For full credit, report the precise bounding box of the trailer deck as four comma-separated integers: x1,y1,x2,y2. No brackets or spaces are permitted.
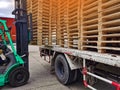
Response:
40,45,120,68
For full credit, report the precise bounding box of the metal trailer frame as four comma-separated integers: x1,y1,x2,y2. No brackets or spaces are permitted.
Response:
40,45,120,90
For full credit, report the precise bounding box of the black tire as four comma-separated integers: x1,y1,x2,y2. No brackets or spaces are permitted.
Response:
72,69,78,82
9,66,29,87
76,69,83,82
55,55,75,85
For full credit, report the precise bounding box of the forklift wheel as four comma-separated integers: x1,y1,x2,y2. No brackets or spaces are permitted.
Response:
9,66,29,87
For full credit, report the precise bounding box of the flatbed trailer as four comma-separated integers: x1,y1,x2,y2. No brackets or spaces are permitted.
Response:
40,45,120,90
26,0,120,89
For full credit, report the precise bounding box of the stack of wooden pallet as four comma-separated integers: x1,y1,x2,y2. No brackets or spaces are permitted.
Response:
32,0,38,44
68,0,81,49
42,0,50,45
57,0,81,49
42,0,58,45
27,0,32,14
35,0,43,46
27,0,120,55
51,0,57,45
100,0,120,54
27,0,42,45
81,0,120,54
81,0,99,52
58,0,120,54
57,0,68,47
27,0,57,45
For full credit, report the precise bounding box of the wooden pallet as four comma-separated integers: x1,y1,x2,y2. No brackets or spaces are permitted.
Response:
58,0,68,47
27,0,120,55
68,0,80,49
27,0,43,45
42,0,50,45
100,0,120,54
27,0,32,13
80,0,120,54
81,0,99,52
37,0,43,46
51,0,57,45
31,0,39,44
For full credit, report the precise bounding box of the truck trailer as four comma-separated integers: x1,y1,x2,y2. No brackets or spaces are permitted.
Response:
27,0,120,90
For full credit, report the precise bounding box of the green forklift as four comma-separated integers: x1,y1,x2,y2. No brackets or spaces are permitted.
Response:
0,0,32,87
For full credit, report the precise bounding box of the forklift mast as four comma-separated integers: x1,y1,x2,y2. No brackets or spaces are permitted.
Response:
12,0,32,70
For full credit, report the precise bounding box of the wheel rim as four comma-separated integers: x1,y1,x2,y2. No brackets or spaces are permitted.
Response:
15,72,26,83
57,61,65,78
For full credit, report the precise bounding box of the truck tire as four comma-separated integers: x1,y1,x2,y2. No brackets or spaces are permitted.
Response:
55,55,75,85
76,69,82,82
9,66,29,87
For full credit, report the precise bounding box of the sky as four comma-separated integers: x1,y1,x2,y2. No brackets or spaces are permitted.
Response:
0,0,14,18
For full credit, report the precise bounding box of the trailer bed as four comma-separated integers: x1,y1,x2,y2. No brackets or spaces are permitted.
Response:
40,45,120,68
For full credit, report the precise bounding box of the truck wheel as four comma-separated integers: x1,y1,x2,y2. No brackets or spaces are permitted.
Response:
55,55,75,85
76,69,82,82
9,66,29,87
72,69,78,82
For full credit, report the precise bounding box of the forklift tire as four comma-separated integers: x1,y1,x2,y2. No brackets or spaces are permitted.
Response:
8,66,29,87
55,55,75,85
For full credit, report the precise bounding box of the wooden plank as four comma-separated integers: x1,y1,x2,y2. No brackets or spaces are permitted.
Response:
83,1,98,11
102,0,120,8
68,0,80,49
80,0,84,50
83,6,98,15
37,0,43,46
102,12,120,20
98,0,103,53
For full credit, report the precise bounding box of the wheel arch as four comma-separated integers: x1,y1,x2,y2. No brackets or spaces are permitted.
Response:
51,52,80,70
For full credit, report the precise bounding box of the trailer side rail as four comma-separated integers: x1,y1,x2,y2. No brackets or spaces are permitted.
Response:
40,45,120,68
